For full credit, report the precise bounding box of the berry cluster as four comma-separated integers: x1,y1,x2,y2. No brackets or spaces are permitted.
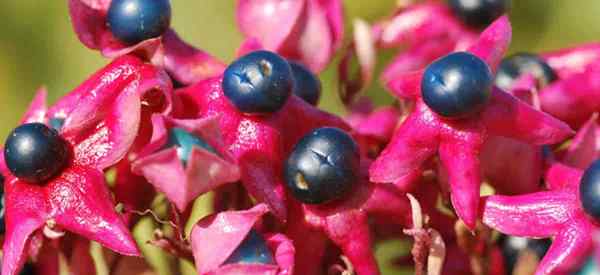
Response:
1,0,600,275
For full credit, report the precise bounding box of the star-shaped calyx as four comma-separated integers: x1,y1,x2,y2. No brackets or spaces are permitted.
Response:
174,77,349,220
369,16,573,228
0,55,172,275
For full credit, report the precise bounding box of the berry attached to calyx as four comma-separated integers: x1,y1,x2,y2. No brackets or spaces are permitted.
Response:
421,52,493,118
448,0,510,28
495,52,557,90
284,127,360,204
224,230,275,265
222,50,293,114
165,127,217,165
580,159,600,219
4,123,70,183
107,0,172,45
290,61,322,106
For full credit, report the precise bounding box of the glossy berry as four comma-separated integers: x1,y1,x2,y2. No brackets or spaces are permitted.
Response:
495,53,557,91
222,50,293,114
580,159,600,219
290,61,322,106
165,127,216,165
284,127,360,204
499,235,551,273
421,52,493,118
4,123,70,183
107,0,172,45
448,0,510,28
224,230,274,265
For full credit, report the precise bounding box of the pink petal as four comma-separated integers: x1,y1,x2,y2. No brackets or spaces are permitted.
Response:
236,38,265,58
48,165,139,256
352,106,400,142
113,159,155,223
284,211,329,275
67,0,110,50
466,15,512,72
381,41,456,84
544,163,583,190
385,70,424,100
191,204,269,274
236,0,306,51
20,88,48,124
266,233,296,275
482,191,577,238
543,42,600,79
483,88,574,145
536,216,594,275
163,30,226,85
322,0,344,50
563,114,599,169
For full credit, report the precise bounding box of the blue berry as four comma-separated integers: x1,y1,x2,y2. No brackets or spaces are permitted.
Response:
290,62,321,105
574,256,600,275
222,51,293,114
165,128,216,165
284,127,360,204
499,235,551,273
495,53,557,91
580,159,600,219
224,230,274,265
421,52,493,118
107,0,172,45
49,117,65,131
447,0,510,28
4,123,70,183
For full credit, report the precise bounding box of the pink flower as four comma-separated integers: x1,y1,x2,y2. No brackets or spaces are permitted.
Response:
236,0,344,72
190,204,294,275
482,163,597,274
369,16,573,228
0,55,173,275
68,0,225,85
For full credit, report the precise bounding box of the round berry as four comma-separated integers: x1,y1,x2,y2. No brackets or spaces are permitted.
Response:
499,235,551,273
580,159,600,219
448,0,510,28
222,51,293,114
284,127,360,204
421,52,493,118
165,128,216,165
4,123,70,183
495,53,557,91
290,62,321,106
224,230,274,265
107,0,172,45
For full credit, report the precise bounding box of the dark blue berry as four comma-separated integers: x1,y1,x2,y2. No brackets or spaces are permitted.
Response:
165,127,216,165
48,117,65,131
290,62,321,106
284,127,360,204
499,235,551,274
495,53,557,91
19,263,35,275
107,0,171,45
448,0,510,28
421,52,493,118
580,159,600,219
224,230,274,265
3,123,70,183
574,256,600,275
222,51,293,114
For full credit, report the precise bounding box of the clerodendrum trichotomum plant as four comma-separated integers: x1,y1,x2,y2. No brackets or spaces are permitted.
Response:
3,0,600,274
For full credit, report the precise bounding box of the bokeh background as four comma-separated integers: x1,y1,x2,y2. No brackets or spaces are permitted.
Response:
0,1,599,274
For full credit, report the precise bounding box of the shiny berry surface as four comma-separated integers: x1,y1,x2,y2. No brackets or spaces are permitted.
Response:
448,0,510,28
165,127,216,165
495,52,557,90
224,230,274,265
4,123,69,183
284,127,360,204
421,52,493,118
222,50,293,114
580,159,600,219
107,0,172,45
290,62,321,106
499,235,551,273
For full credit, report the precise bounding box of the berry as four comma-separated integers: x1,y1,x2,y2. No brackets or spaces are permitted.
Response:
580,159,600,219
574,257,600,275
495,53,557,91
284,127,360,204
107,0,172,45
19,263,35,275
224,230,274,265
222,51,293,114
448,0,510,28
421,52,493,118
3,123,70,183
165,127,216,165
499,235,551,273
290,62,321,105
